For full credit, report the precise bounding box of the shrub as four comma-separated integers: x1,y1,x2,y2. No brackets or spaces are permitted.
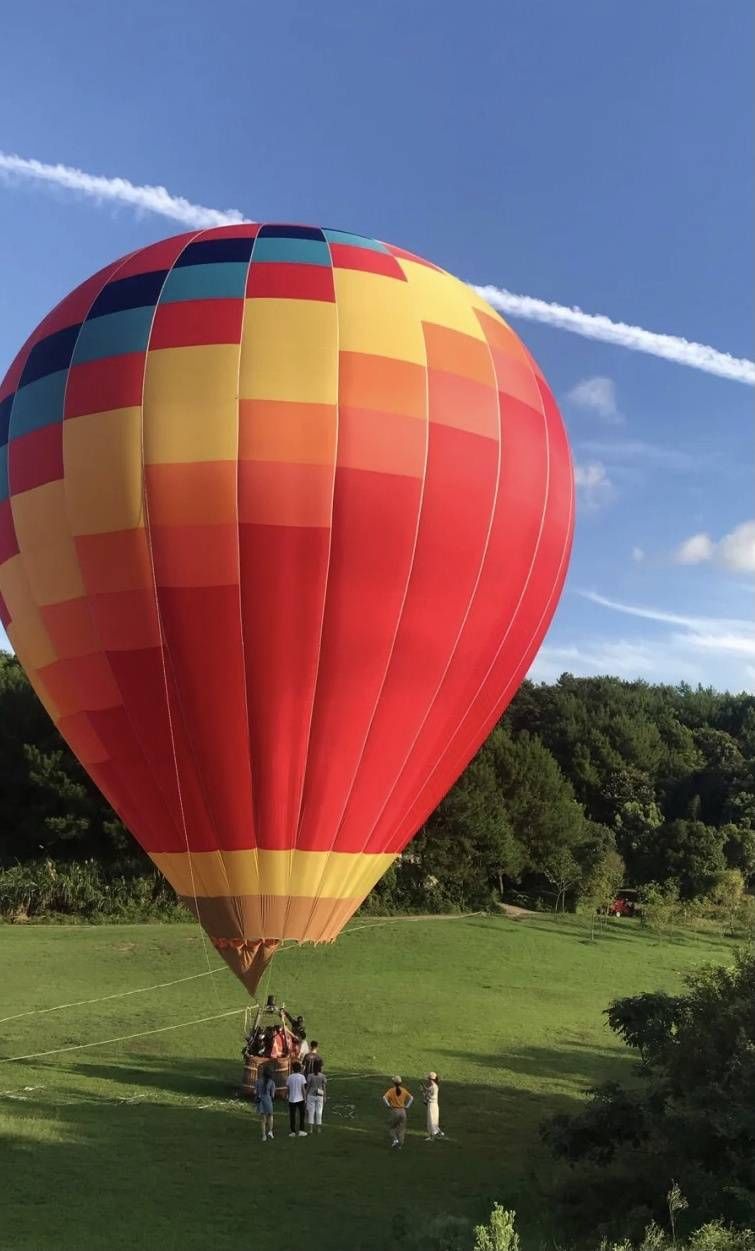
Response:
0,858,189,922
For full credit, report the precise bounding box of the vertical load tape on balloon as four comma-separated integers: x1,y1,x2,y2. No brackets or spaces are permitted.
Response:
0,223,573,994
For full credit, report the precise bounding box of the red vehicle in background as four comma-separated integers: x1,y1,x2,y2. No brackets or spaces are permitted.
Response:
609,889,640,918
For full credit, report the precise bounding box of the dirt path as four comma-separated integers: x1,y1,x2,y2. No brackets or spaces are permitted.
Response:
498,903,538,920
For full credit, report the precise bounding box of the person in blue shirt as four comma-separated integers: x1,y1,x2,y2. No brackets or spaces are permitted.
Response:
255,1065,276,1142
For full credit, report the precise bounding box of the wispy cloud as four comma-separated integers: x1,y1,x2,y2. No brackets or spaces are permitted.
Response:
580,589,755,658
475,285,755,387
574,462,614,510
672,520,755,573
530,639,704,684
2,150,754,387
567,376,623,423
0,152,248,229
531,590,755,691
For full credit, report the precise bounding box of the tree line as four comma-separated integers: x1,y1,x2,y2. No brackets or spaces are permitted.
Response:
378,673,755,916
1,652,754,918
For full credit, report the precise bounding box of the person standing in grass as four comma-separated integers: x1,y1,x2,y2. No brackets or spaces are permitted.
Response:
286,1061,308,1137
255,1064,276,1143
302,1040,322,1077
383,1076,413,1149
305,1057,327,1134
421,1072,445,1141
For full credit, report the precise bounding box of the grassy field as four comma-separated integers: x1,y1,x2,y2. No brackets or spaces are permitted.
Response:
0,913,738,1251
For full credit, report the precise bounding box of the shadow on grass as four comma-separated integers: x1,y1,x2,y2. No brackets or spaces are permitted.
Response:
458,916,656,946
52,1035,630,1101
494,916,736,954
436,1041,632,1089
0,1063,581,1251
66,1054,244,1099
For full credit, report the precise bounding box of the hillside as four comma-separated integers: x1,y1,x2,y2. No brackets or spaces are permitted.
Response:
0,913,737,1251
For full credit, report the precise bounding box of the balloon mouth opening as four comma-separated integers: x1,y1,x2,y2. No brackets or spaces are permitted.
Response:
211,937,280,995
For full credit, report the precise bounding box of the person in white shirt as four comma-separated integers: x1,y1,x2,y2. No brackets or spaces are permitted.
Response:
286,1062,308,1136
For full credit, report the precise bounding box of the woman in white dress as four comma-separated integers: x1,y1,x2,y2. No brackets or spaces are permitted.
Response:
422,1072,444,1140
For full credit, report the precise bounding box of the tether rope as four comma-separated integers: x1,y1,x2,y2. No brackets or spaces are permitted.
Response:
0,1007,246,1064
0,966,230,1025
0,913,483,1043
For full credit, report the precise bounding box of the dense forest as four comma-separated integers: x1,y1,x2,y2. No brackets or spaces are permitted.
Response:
1,650,754,918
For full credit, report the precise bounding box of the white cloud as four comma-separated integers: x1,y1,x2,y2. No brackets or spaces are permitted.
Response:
567,376,622,423
1,150,753,387
672,520,755,573
574,461,614,510
716,521,755,573
632,546,645,563
0,152,248,229
475,285,755,387
675,532,715,565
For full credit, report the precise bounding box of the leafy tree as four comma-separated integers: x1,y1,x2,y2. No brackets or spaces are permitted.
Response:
720,821,755,887
604,992,683,1065
690,729,746,827
542,951,755,1233
3,652,754,915
488,726,587,874
409,751,523,908
582,846,626,937
541,845,583,912
707,869,746,936
638,822,727,900
639,882,681,943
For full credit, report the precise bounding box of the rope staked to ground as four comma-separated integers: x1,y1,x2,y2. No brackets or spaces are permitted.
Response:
0,966,230,1025
0,912,483,1063
0,1007,247,1064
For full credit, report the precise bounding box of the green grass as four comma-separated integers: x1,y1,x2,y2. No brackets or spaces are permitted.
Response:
0,914,738,1251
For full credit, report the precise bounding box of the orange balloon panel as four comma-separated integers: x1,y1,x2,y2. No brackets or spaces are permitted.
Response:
0,224,573,993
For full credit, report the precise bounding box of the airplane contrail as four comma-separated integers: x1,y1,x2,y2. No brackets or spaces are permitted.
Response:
2,151,753,386
0,152,244,229
474,286,755,386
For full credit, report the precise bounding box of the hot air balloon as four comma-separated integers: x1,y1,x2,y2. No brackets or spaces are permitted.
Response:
0,223,573,994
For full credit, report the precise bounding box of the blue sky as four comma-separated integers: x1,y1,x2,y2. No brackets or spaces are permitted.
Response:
1,0,752,690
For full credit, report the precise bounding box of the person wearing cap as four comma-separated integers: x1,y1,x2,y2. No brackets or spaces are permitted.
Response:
421,1072,444,1141
382,1076,413,1148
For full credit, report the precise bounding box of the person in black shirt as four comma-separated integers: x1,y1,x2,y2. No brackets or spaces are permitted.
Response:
303,1040,322,1077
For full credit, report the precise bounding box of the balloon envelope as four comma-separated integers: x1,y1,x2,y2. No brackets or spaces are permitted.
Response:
0,224,573,992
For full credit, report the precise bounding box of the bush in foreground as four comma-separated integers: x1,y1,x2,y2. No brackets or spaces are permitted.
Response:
402,1202,754,1251
541,951,755,1237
